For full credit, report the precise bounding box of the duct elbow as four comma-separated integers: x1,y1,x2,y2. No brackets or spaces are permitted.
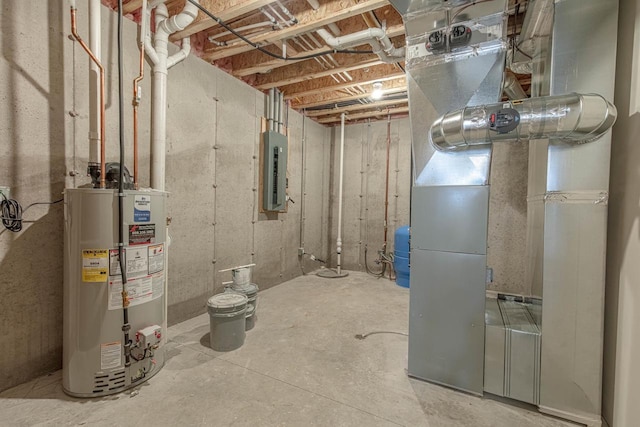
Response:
429,93,618,152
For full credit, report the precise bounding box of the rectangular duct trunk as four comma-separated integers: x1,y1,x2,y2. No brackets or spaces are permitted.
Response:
402,0,508,396
537,0,618,425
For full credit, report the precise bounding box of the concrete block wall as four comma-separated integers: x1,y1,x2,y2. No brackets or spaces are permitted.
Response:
327,119,412,273
327,117,528,298
486,142,529,296
0,1,330,391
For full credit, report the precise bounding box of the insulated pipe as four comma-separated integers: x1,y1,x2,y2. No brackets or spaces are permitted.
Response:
336,113,346,275
429,93,618,151
70,3,106,189
503,71,527,100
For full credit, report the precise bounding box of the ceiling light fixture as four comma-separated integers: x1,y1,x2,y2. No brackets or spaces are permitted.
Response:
371,82,383,100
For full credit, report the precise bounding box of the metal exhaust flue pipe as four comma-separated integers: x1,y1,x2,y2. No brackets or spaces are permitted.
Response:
430,93,617,151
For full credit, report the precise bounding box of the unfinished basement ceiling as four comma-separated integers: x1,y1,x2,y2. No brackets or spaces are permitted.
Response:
112,0,531,125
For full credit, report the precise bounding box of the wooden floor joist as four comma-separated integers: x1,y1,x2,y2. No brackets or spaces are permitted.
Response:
305,98,408,117
317,105,410,124
293,80,407,109
201,0,389,61
282,64,405,100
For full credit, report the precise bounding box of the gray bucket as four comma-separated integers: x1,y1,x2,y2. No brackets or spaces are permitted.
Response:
225,283,258,331
207,292,248,351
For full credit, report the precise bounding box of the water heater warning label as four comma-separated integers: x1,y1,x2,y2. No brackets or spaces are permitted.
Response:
101,341,122,370
108,276,153,310
134,195,151,222
148,244,164,274
82,249,108,282
129,224,155,245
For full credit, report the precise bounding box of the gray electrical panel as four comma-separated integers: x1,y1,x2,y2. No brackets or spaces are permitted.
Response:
262,131,288,211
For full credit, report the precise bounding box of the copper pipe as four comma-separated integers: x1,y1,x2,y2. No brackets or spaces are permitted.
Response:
383,112,391,251
71,7,106,189
132,42,144,189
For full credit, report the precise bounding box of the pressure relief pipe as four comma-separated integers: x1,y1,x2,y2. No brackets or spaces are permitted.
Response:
429,93,617,151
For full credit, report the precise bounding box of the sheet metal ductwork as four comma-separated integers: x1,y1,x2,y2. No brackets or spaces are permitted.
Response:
392,0,619,424
430,93,617,151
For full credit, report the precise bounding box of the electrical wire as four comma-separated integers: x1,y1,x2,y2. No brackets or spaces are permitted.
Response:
186,0,374,60
0,195,63,232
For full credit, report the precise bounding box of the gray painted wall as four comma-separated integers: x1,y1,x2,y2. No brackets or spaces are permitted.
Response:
487,142,529,296
604,0,640,424
0,1,329,391
327,119,412,273
329,118,528,296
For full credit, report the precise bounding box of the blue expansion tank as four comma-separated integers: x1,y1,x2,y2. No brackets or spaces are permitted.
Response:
394,225,410,288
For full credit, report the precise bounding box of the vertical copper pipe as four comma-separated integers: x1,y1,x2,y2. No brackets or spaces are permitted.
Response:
133,44,144,189
383,113,391,251
71,7,106,189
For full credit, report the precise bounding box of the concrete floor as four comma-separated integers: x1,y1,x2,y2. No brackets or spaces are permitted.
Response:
0,271,574,427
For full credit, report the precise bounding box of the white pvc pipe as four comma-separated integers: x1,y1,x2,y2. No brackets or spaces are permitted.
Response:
88,0,101,167
316,28,404,63
336,113,346,275
149,0,199,190
144,0,199,347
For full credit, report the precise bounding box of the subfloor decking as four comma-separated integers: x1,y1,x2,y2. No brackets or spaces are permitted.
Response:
0,271,573,426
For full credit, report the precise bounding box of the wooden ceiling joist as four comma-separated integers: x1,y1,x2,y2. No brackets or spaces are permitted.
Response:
293,80,407,109
170,0,275,41
305,98,408,117
317,105,410,124
255,55,380,90
123,0,143,14
231,22,405,78
283,63,405,100
201,0,389,61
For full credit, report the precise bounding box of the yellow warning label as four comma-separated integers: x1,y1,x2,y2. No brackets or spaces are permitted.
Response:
82,249,109,282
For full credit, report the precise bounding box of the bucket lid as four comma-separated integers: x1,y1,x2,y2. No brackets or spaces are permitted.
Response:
207,292,248,312
231,282,258,296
